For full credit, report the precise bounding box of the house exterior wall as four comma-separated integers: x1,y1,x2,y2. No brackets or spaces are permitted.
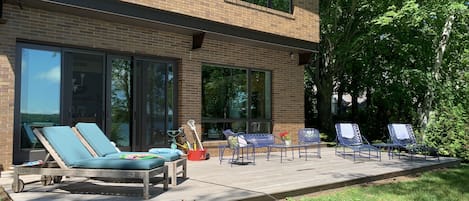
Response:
122,0,319,43
0,3,306,168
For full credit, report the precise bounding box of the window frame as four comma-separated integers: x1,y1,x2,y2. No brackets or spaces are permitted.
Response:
241,0,293,14
201,63,272,140
14,43,63,164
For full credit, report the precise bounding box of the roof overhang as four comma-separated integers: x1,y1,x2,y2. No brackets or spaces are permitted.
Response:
15,0,318,54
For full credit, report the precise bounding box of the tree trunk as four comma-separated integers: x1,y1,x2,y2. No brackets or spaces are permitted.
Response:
337,86,343,116
420,14,455,131
317,81,333,133
314,56,334,135
366,87,372,110
351,93,358,122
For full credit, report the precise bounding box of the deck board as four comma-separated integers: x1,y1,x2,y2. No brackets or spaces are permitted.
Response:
2,148,459,201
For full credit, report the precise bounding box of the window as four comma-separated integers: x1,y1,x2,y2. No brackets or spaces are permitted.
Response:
202,64,272,140
242,0,292,13
19,47,61,149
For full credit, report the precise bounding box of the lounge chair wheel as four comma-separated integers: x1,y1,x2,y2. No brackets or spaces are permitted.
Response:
41,175,53,186
53,176,63,184
12,179,25,193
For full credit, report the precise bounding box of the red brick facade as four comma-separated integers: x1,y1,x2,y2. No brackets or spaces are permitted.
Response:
0,1,318,168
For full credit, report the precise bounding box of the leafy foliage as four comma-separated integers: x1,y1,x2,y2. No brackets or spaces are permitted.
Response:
307,0,469,159
425,72,469,161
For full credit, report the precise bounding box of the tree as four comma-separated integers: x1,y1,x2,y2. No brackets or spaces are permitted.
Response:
306,0,385,135
306,0,469,149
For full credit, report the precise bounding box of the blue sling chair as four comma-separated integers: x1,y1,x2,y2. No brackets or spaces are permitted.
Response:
12,126,168,199
335,123,381,161
297,128,322,159
387,123,439,161
73,122,187,186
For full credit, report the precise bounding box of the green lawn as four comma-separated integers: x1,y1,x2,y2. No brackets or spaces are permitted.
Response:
288,164,469,201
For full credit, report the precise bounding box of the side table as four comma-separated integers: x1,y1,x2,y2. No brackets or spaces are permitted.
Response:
373,143,399,160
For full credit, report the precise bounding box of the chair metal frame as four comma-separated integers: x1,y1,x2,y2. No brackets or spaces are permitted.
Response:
297,128,321,159
387,123,439,161
219,130,256,166
335,123,381,161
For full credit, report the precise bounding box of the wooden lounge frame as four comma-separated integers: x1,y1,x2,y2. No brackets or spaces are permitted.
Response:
12,128,168,200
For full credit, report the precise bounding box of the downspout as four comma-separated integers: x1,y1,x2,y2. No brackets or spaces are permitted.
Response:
1,0,7,24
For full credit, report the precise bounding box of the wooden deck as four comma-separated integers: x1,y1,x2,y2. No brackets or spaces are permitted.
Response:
1,147,460,201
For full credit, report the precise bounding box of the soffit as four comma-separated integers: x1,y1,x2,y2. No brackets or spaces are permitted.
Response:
17,0,318,53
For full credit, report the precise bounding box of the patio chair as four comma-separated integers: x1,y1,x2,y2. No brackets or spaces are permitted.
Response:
297,128,321,159
73,122,187,186
219,129,255,166
12,126,168,199
387,123,439,161
335,123,381,161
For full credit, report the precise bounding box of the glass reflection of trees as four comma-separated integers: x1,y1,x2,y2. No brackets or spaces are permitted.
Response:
242,0,292,13
110,58,131,146
202,66,247,119
202,65,272,140
142,62,166,147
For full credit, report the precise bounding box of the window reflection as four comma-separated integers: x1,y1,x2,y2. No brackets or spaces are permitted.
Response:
242,0,292,13
110,58,131,147
20,48,61,149
202,64,271,140
202,65,247,119
251,71,271,119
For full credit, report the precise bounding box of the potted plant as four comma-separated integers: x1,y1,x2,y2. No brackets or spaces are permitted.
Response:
279,131,291,146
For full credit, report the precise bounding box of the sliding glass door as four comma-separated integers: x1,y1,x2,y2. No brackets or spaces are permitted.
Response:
14,43,177,163
15,46,61,162
134,59,175,151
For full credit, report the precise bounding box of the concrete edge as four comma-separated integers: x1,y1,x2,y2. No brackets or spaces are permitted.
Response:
241,159,461,201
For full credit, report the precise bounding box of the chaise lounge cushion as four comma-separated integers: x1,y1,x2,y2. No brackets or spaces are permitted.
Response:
75,122,119,156
147,148,181,162
71,157,165,170
76,123,181,162
41,126,165,170
42,126,97,166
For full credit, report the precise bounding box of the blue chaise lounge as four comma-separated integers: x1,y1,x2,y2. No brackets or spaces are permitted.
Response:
12,126,168,199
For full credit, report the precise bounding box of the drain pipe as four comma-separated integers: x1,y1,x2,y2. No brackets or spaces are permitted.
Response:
0,0,6,24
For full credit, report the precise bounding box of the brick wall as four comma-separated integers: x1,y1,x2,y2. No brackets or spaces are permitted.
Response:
0,3,305,167
122,0,319,43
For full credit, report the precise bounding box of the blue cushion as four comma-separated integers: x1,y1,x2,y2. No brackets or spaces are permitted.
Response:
148,148,184,157
243,134,275,147
42,126,94,166
75,123,119,156
154,153,180,162
71,157,165,170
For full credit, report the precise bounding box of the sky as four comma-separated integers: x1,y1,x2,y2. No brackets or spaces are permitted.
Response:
20,48,61,115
